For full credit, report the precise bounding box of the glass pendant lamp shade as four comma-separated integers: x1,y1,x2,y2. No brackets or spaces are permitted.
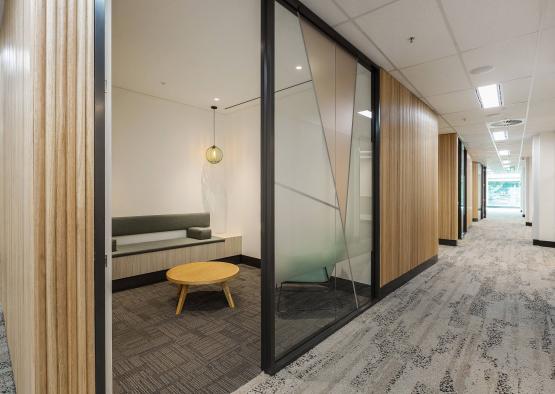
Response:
206,145,223,164
206,105,223,164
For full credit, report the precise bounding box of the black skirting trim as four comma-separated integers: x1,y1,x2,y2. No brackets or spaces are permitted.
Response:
379,255,438,299
525,222,532,227
472,218,479,222
112,255,261,292
533,239,555,248
439,239,457,246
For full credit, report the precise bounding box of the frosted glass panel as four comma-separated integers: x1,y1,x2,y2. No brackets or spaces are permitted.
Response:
342,64,373,300
274,3,372,359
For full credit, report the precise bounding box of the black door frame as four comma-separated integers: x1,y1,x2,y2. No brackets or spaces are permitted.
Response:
261,0,381,374
94,0,106,392
457,138,467,239
482,165,487,218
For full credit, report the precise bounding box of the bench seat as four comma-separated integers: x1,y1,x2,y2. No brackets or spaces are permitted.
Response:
113,236,224,258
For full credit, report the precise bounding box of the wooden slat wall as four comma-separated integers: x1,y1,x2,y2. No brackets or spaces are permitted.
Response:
0,1,38,393
438,133,458,241
380,71,439,287
0,0,96,393
466,153,473,227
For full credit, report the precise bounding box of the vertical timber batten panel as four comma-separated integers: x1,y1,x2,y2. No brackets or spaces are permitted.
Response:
466,153,473,227
0,1,38,392
379,71,438,287
0,0,96,392
438,133,458,241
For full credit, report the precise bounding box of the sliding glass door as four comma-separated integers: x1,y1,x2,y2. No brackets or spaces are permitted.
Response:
270,1,375,364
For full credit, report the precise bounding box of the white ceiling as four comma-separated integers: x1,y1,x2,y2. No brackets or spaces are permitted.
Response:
114,0,555,172
112,0,261,111
304,0,555,172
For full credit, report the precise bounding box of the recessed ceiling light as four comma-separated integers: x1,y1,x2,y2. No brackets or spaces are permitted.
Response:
477,84,502,109
498,150,510,156
357,110,373,119
470,65,494,75
295,65,303,70
502,160,510,164
492,130,508,141
213,97,220,102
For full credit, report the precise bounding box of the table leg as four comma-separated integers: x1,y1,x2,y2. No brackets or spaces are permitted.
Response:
222,282,235,309
176,285,188,315
177,284,182,298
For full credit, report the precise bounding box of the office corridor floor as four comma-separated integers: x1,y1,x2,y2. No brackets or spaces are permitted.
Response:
237,208,555,393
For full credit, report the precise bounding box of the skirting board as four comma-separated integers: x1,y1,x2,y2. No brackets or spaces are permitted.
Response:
379,255,438,298
525,222,532,227
112,255,261,292
532,239,555,248
439,239,457,246
472,218,479,222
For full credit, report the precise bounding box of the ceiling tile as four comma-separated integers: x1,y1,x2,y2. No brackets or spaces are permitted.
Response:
531,72,555,102
426,89,480,114
334,22,395,70
389,70,422,97
502,77,531,105
526,97,555,134
401,55,470,97
536,27,555,75
463,33,538,86
440,0,542,51
544,0,555,29
442,108,487,127
333,0,397,18
301,0,348,26
354,0,457,68
458,122,489,136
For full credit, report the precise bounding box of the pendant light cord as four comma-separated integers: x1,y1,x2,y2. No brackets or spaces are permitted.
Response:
211,105,217,146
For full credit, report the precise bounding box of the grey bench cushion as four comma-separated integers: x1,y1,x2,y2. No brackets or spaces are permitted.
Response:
187,227,212,240
112,236,223,258
113,213,210,236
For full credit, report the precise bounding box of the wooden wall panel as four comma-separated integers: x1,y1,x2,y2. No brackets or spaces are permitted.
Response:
0,0,96,393
0,1,37,392
472,162,480,220
438,133,458,241
380,71,439,287
113,236,242,280
466,153,473,227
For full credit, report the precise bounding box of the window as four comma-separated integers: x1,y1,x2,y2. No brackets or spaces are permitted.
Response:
487,172,520,207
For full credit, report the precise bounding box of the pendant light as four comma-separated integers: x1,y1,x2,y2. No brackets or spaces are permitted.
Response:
205,105,223,164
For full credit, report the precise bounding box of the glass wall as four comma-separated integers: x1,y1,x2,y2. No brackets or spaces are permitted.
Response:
487,172,521,207
273,3,373,359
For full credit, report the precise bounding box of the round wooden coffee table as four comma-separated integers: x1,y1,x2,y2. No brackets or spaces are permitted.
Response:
166,262,240,315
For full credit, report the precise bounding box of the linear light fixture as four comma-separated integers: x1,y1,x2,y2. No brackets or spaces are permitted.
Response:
502,160,510,164
476,84,502,109
357,110,373,119
498,150,510,156
492,130,508,141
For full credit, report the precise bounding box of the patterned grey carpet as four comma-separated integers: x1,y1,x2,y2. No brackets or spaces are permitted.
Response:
112,264,261,394
0,306,15,393
236,208,555,393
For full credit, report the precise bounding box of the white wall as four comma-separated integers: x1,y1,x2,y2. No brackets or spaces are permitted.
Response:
224,102,261,259
532,132,555,242
112,87,261,257
525,156,533,223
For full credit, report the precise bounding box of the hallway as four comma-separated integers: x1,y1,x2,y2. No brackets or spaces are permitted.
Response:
238,209,555,393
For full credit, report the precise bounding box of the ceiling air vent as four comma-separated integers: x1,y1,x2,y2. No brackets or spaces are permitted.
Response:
489,119,524,127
